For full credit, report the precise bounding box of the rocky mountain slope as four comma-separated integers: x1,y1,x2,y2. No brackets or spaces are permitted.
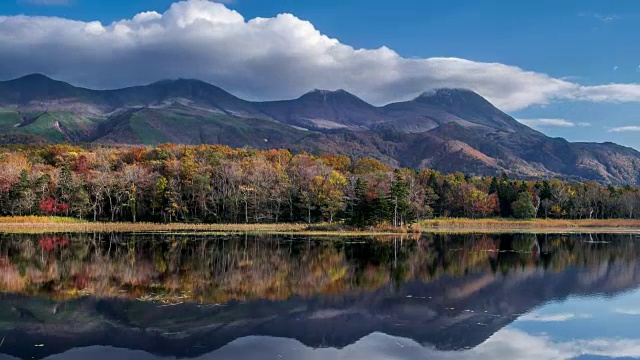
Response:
1,74,639,185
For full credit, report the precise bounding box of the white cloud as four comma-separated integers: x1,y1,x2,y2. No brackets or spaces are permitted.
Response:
615,308,640,315
579,11,620,23
597,14,618,22
518,118,591,128
518,312,592,322
1,0,640,111
608,126,640,133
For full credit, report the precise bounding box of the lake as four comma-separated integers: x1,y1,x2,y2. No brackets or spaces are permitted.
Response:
0,232,640,360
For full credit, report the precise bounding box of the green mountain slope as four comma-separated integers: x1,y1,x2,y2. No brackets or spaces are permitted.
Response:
93,106,310,148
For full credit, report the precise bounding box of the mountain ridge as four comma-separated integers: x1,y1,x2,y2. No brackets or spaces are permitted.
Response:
1,74,639,185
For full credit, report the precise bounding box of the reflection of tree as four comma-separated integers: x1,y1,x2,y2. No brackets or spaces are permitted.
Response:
38,236,69,252
0,233,638,304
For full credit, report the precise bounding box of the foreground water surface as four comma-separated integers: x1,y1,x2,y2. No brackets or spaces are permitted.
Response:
0,232,639,360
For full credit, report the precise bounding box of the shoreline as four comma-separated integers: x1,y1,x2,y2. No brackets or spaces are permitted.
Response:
0,217,639,235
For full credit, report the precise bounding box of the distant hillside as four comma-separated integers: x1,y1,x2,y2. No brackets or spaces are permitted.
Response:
1,74,639,185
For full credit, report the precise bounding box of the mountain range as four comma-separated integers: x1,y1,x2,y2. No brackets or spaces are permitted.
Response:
1,74,639,185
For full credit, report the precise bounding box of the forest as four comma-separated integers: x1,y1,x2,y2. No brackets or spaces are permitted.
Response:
0,143,639,225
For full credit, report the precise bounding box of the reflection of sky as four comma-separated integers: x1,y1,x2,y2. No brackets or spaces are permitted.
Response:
514,289,640,342
8,289,640,360
508,288,640,359
12,329,640,360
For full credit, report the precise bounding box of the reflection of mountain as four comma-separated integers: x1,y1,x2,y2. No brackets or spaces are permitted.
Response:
1,235,640,359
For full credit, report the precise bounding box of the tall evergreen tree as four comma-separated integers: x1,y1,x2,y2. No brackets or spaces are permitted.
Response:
389,172,410,226
497,177,518,217
489,176,499,195
347,178,369,227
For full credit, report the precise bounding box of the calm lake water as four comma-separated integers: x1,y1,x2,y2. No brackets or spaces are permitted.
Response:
1,232,640,360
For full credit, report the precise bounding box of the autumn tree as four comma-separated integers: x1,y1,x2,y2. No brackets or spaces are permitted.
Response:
9,170,35,215
314,170,347,223
0,144,638,224
461,184,498,218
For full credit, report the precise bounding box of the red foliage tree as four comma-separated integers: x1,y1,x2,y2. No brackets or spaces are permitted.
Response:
39,197,69,215
72,155,90,175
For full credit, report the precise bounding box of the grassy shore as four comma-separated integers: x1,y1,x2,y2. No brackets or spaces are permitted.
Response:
0,216,389,235
418,218,640,234
0,216,639,234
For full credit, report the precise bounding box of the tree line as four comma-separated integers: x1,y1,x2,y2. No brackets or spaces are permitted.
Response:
0,144,639,225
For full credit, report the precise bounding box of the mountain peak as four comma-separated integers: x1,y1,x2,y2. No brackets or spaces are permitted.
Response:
150,78,214,87
415,88,481,100
303,89,351,97
14,73,55,81
298,89,372,105
0,73,81,103
5,73,63,86
146,78,241,101
412,87,500,112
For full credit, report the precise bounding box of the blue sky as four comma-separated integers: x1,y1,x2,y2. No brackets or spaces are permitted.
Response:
2,0,640,148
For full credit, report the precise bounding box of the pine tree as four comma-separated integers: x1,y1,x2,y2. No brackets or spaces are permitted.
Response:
497,176,518,217
390,172,410,227
372,193,391,225
489,176,499,195
540,180,552,200
427,171,439,192
348,178,368,227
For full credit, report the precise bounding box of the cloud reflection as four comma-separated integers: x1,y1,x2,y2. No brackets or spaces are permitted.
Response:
518,313,592,322
39,328,640,360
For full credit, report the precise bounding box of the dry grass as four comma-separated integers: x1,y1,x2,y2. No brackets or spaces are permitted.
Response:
378,222,421,234
421,218,640,228
0,219,306,233
0,217,401,236
1,216,640,235
419,218,640,234
0,216,81,224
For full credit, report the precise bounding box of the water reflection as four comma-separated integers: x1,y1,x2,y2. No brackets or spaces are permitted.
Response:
0,232,639,359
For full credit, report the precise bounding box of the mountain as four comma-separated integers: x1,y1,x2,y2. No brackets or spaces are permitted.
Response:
256,89,383,130
381,88,534,133
1,74,639,185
